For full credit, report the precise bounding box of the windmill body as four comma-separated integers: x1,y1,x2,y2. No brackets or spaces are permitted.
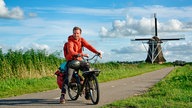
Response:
145,36,166,64
131,14,184,64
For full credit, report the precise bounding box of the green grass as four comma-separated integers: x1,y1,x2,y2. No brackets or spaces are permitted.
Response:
0,76,58,98
1,48,190,108
101,65,192,108
0,62,170,98
96,62,169,82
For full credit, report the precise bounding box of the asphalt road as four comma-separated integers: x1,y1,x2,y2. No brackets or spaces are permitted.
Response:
0,67,174,108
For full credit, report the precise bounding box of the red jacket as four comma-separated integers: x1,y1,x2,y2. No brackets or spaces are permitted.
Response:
65,35,99,61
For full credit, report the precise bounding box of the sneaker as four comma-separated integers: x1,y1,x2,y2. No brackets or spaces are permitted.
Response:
60,94,65,104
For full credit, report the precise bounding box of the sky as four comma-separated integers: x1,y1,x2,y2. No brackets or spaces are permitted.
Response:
0,0,192,63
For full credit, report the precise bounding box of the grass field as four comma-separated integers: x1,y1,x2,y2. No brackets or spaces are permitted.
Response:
1,49,191,108
101,65,192,108
0,62,169,98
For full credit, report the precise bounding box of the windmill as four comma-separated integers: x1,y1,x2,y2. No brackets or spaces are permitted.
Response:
131,13,185,64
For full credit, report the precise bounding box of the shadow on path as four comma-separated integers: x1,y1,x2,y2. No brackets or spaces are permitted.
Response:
0,98,58,106
0,98,94,107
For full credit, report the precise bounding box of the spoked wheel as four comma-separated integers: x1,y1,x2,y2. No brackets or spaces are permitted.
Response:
68,82,80,100
88,74,100,104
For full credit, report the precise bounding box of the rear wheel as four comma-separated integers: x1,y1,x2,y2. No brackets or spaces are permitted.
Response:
68,82,80,100
88,74,100,104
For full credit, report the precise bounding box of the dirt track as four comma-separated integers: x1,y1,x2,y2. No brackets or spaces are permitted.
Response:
0,67,174,108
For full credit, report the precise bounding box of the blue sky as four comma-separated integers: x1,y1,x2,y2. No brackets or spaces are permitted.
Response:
0,0,192,62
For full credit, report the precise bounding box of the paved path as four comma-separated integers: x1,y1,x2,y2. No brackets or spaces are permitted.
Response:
0,67,174,108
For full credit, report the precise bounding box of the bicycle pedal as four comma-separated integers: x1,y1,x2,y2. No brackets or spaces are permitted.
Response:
85,94,91,100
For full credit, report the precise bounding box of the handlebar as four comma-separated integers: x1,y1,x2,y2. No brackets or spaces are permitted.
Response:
83,54,99,62
73,53,101,63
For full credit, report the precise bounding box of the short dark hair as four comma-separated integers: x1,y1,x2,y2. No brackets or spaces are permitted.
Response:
73,26,82,33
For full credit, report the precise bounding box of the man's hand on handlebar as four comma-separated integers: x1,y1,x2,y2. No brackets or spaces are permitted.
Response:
76,52,102,59
97,52,102,59
76,53,89,58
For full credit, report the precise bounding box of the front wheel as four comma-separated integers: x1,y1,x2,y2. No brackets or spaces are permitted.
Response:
88,74,100,104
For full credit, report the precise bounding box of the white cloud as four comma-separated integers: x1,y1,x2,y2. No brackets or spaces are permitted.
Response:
166,41,192,54
15,43,49,51
58,7,125,16
31,43,50,51
49,5,192,20
99,15,192,38
111,44,145,54
160,19,184,32
0,0,24,19
12,34,50,51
